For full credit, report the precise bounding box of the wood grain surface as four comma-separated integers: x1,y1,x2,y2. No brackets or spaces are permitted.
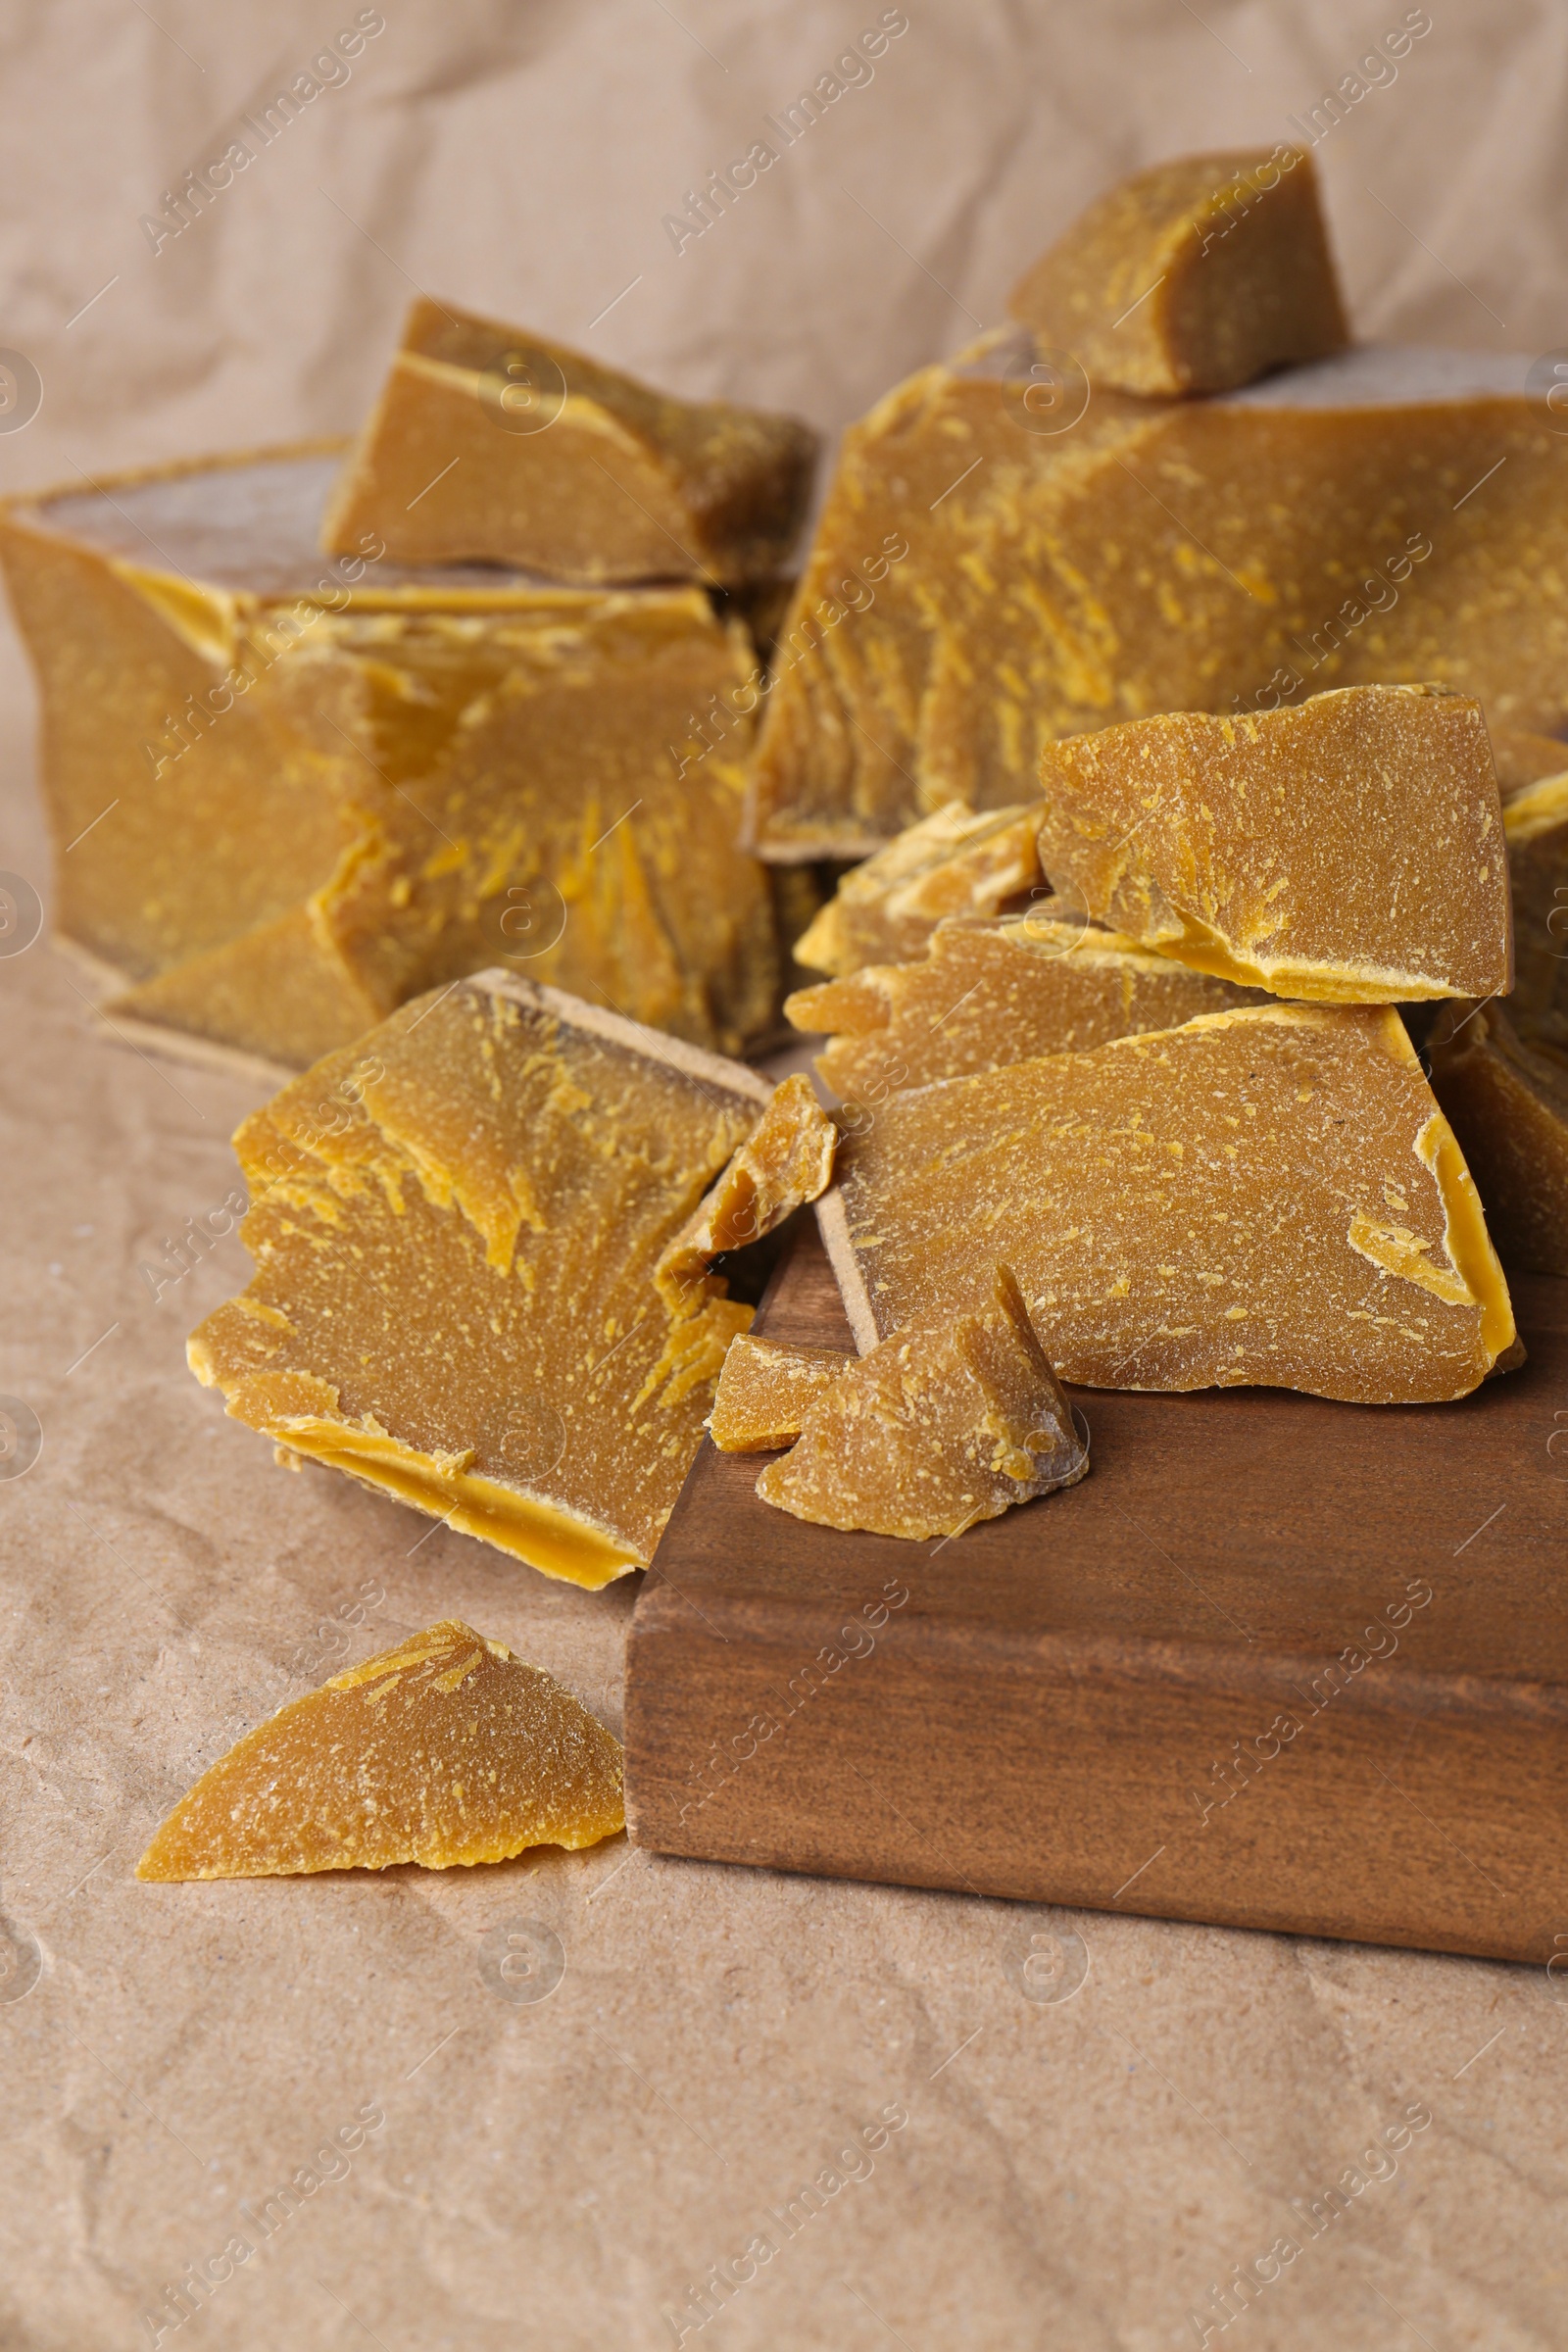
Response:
625,1218,1568,1963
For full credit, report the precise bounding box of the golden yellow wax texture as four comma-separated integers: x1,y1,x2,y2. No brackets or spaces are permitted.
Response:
791,802,1048,977
708,1334,850,1452
1428,1003,1568,1279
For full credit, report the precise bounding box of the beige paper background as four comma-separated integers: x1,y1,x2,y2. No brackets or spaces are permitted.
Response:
3,4,1567,2346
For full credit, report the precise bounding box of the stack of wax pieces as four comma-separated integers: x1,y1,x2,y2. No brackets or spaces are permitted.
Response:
709,1333,850,1451
1007,145,1348,397
788,913,1266,1101
0,452,783,1070
186,973,792,1586
321,298,818,588
1428,1004,1568,1277
815,1004,1516,1406
1033,686,1512,1003
756,1266,1089,1541
791,800,1048,976
136,1622,623,1880
1494,731,1568,1051
744,149,1568,865
655,1073,837,1313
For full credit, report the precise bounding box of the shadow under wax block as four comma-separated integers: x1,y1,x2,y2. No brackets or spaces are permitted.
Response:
0,447,781,1068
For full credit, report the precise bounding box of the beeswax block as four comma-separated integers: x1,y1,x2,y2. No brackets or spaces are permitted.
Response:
320,298,817,586
1007,147,1347,398
817,1004,1514,1405
1428,1002,1568,1277
136,1621,623,1879
788,913,1264,1100
758,1265,1088,1540
656,1073,837,1311
1501,759,1568,1049
1034,686,1510,1004
187,975,771,1584
792,801,1048,976
745,344,1568,859
0,450,781,1068
709,1334,850,1451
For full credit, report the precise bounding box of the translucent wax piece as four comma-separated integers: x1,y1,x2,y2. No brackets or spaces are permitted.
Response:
136,1621,623,1879
708,1334,850,1451
758,1265,1088,1541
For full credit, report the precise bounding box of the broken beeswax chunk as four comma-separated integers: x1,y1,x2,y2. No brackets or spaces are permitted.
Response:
0,448,781,1070
745,342,1568,860
817,1004,1515,1405
136,1621,623,1880
709,1334,850,1451
792,801,1048,976
1428,1002,1568,1277
187,974,771,1584
758,1266,1088,1541
1501,760,1568,1050
320,298,817,586
1035,686,1510,1004
1007,146,1347,397
656,1073,837,1312
789,913,1266,1102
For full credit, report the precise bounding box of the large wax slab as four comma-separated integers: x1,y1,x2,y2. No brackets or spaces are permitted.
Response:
744,342,1568,859
817,1004,1515,1405
0,449,781,1067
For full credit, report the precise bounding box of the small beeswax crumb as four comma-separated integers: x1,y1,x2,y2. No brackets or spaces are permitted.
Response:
656,1074,837,1313
791,802,1047,977
321,298,817,586
788,913,1266,1100
136,1621,623,1880
758,1266,1088,1541
1007,146,1347,397
709,1333,850,1451
820,1004,1515,1405
1036,686,1511,1004
1428,1001,1568,1277
187,973,771,1583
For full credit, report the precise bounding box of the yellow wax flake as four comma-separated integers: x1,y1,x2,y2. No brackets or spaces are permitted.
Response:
818,1003,1515,1406
788,911,1265,1100
757,1265,1088,1541
655,1073,837,1313
790,801,1048,977
136,1621,624,1880
709,1334,851,1452
1035,686,1510,1004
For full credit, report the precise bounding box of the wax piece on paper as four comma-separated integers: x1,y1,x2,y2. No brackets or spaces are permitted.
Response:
320,298,817,586
136,1622,623,1880
709,1334,850,1452
792,801,1048,976
1500,758,1568,1051
744,342,1568,861
758,1266,1088,1541
818,1004,1515,1405
655,1073,837,1312
187,975,771,1584
1034,686,1510,1004
1007,146,1347,397
0,450,781,1069
788,912,1265,1101
1428,1001,1568,1277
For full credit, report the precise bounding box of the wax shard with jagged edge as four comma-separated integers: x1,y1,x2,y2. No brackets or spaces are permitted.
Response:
1428,1002,1568,1277
791,802,1048,976
744,341,1568,861
0,448,782,1071
656,1073,837,1313
320,298,817,586
758,1266,1088,1541
187,975,772,1583
136,1622,624,1880
788,913,1266,1101
1498,741,1568,1051
708,1333,851,1451
1034,686,1511,1004
817,1004,1516,1405
1007,147,1347,397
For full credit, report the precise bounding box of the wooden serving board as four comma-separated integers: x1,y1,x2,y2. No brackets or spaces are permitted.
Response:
624,1222,1568,1964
